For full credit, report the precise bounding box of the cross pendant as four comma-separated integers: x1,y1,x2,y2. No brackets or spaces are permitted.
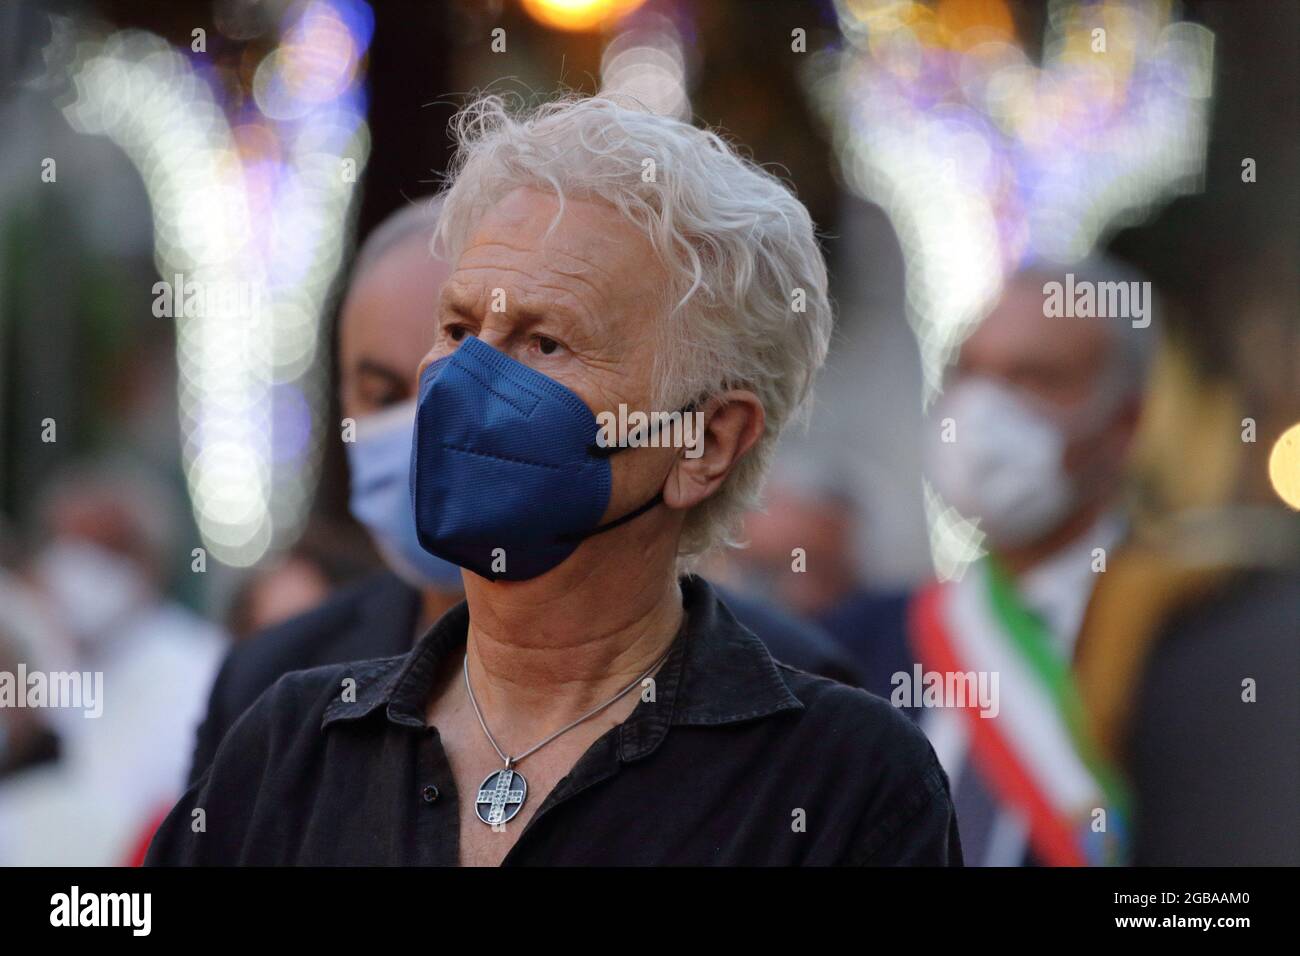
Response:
474,765,528,826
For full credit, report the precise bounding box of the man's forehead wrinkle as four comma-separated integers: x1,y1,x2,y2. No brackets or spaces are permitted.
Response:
514,284,599,331
543,241,624,280
535,267,616,317
440,278,486,312
464,232,626,283
545,242,660,319
451,261,548,284
448,258,625,325
461,234,536,257
441,270,598,332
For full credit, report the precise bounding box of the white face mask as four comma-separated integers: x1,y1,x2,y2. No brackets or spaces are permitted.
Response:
33,539,151,645
923,377,1079,549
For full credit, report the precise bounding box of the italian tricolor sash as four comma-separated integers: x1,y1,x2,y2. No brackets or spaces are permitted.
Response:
910,559,1131,866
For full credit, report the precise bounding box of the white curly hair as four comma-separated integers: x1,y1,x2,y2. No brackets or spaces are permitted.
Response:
433,94,834,559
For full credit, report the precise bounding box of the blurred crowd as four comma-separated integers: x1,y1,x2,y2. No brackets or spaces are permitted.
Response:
0,0,1296,867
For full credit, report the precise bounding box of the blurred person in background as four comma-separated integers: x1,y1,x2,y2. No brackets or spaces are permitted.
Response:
223,550,333,642
0,571,61,781
222,516,383,642
1114,249,1300,864
914,258,1155,866
188,199,468,784
0,464,226,864
721,453,912,701
190,196,865,788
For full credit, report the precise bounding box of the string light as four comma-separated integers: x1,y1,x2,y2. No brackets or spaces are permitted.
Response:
812,0,1215,577
55,1,373,567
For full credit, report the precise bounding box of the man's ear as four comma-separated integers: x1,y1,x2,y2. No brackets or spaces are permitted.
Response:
663,391,765,512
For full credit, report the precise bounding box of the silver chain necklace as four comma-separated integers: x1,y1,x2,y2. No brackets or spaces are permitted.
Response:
463,644,673,826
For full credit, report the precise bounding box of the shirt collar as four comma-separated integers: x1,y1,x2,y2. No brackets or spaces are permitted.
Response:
321,575,804,760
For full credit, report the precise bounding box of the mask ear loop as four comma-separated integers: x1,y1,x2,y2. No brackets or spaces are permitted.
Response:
562,402,703,543
557,492,667,543
586,402,700,457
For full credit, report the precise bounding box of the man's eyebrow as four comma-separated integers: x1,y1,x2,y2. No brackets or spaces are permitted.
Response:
513,289,594,332
516,303,578,327
442,283,591,333
445,300,478,320
440,284,476,309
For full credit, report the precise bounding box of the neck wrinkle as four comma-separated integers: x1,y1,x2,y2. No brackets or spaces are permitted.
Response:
460,542,684,737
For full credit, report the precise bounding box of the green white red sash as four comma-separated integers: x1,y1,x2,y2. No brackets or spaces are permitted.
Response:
910,558,1131,866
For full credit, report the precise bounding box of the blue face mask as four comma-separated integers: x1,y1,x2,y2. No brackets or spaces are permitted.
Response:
410,335,668,581
347,400,465,592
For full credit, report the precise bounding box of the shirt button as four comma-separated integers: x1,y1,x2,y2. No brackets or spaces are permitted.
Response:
421,785,440,805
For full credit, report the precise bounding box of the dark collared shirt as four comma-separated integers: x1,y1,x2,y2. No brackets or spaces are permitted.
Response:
187,573,865,787
147,577,961,866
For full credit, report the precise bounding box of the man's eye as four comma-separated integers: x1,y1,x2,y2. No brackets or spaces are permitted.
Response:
447,325,467,342
536,336,559,355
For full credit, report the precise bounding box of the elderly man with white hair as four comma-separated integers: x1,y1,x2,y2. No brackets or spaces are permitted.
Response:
147,95,960,866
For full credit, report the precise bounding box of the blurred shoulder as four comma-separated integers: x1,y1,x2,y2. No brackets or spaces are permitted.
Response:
220,571,414,687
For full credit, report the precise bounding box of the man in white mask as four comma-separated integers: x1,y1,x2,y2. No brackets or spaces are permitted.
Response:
915,258,1157,867
0,468,226,865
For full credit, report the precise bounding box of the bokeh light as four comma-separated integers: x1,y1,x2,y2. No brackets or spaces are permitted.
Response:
52,1,373,567
1268,423,1300,511
599,12,690,119
522,0,649,33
